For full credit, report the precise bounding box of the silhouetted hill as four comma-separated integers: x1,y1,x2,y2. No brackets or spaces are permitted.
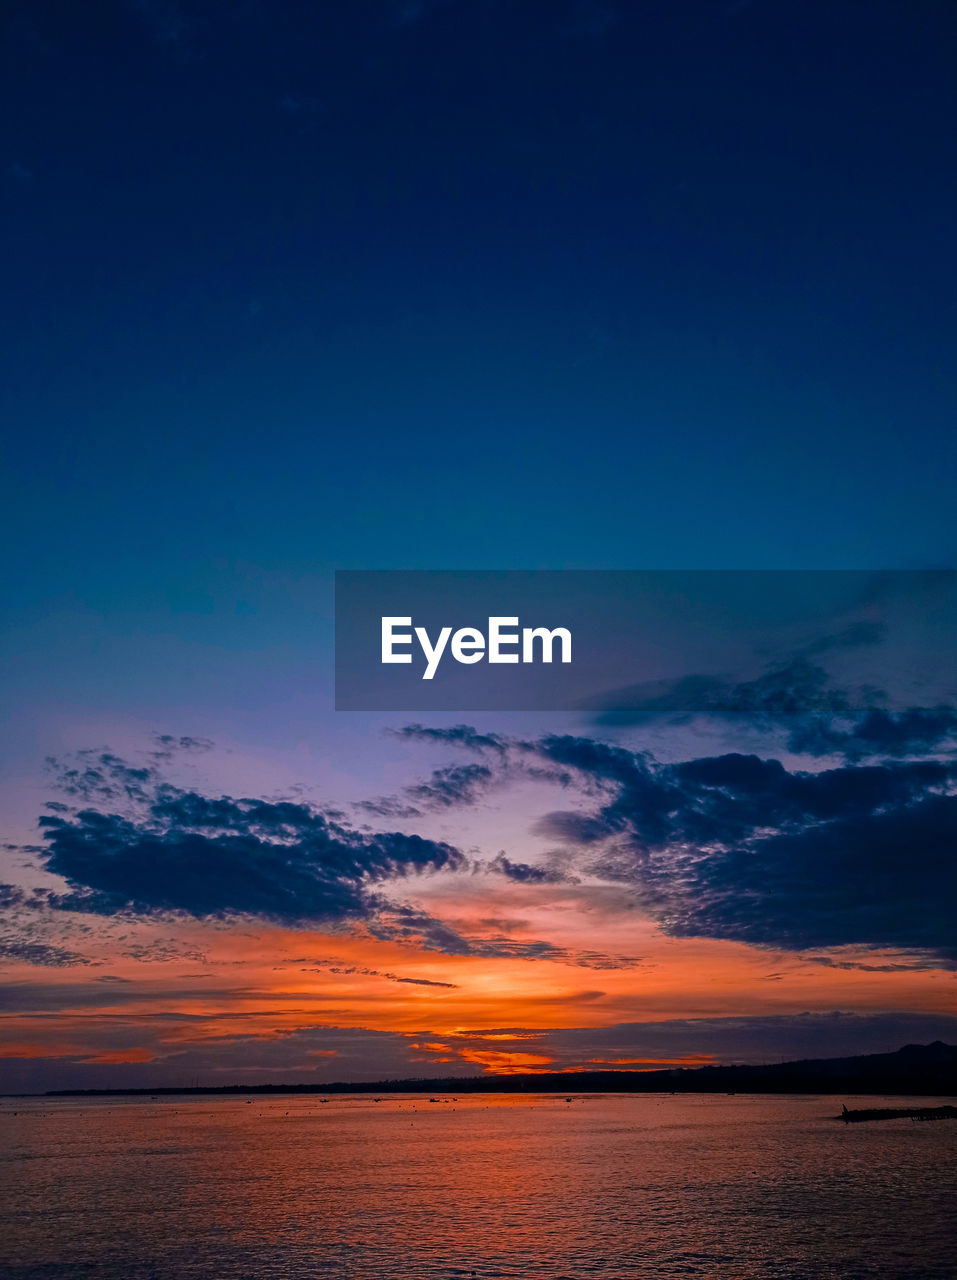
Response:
38,1041,957,1099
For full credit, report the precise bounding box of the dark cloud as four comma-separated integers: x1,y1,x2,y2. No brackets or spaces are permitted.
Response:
391,724,508,755
15,751,629,971
539,1010,957,1069
0,937,92,967
591,617,886,728
20,722,957,974
33,762,463,927
394,976,457,988
0,887,104,968
804,954,946,973
788,705,957,761
0,980,269,1013
46,750,156,803
585,611,957,763
488,853,571,885
0,884,28,909
698,657,855,718
149,733,214,761
367,904,522,956
354,795,423,819
526,735,957,962
366,728,570,816
650,794,957,957
8,1009,955,1095
292,958,459,989
367,903,635,969
120,939,208,963
592,642,957,764
0,1020,441,1094
795,619,885,657
593,655,874,732
361,761,498,816
531,811,611,844
405,763,495,809
380,720,957,962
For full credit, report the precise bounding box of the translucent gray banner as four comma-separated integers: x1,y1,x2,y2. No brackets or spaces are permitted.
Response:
334,570,956,712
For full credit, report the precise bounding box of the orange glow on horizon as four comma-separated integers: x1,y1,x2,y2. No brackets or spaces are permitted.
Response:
1,907,954,1077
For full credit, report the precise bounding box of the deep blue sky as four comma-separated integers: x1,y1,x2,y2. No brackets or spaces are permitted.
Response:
1,1,955,686
2,3,957,1089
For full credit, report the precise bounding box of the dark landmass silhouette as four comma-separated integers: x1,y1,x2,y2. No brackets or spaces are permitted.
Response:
839,1103,957,1123
33,1040,957,1099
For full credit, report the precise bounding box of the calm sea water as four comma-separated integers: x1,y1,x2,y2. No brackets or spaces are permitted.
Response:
1,1092,955,1279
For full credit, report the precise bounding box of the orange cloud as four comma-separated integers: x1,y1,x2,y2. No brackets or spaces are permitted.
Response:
80,1048,155,1065
455,1048,555,1074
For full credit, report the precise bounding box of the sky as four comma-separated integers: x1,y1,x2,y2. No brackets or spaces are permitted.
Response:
1,0,956,1092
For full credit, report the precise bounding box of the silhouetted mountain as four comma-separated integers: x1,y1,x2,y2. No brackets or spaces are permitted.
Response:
37,1041,957,1099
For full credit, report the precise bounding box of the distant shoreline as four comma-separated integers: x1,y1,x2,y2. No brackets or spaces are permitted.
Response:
9,1041,955,1101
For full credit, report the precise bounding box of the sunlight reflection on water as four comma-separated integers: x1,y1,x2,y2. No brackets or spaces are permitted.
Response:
1,1092,955,1278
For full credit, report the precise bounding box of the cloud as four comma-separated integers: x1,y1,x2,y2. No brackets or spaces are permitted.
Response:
360,725,517,816
46,750,156,804
21,718,957,975
405,763,495,809
592,616,887,726
0,885,29,909
0,980,261,1013
0,888,107,968
538,1010,957,1069
649,793,957,957
149,733,214,761
33,758,463,927
593,653,873,728
16,750,628,970
5,1006,957,1094
789,705,957,761
366,904,566,958
588,608,957,763
368,724,572,817
362,762,497,816
120,939,208,964
526,735,957,962
0,936,92,968
291,958,459,989
394,976,457,988
0,1019,444,1093
803,953,947,973
380,718,957,962
796,619,885,658
366,903,637,969
488,852,572,885
391,724,508,755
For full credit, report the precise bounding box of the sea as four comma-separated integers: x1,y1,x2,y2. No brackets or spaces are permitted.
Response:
1,1092,955,1279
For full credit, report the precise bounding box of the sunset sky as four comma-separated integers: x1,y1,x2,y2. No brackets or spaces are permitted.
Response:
2,1,956,1092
